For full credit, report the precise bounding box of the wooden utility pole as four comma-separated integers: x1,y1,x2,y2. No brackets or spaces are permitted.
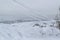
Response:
56,7,60,29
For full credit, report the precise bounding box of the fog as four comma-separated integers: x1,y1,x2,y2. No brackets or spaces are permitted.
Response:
0,0,60,21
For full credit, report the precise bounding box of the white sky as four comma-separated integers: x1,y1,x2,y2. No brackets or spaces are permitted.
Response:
0,0,60,20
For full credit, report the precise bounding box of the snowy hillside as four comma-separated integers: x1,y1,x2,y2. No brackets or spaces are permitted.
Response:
0,20,60,40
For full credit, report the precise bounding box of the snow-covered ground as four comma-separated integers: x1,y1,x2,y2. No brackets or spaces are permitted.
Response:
0,20,60,40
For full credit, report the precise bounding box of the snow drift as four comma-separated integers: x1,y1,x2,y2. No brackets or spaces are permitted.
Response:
0,21,60,40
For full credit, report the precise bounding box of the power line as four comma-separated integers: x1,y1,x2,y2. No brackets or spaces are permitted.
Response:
13,0,49,21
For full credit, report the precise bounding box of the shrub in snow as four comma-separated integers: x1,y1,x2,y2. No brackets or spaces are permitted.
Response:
33,23,40,27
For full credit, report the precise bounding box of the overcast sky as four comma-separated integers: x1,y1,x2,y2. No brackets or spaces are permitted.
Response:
0,0,60,20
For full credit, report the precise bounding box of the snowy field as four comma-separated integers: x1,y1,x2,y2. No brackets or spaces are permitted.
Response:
0,20,60,40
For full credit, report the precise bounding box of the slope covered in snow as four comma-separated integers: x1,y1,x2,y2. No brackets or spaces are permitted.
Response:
0,21,60,40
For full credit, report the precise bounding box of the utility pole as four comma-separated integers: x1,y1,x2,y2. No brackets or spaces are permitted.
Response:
56,7,60,29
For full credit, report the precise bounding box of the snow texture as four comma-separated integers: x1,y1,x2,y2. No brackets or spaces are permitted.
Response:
0,20,60,40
